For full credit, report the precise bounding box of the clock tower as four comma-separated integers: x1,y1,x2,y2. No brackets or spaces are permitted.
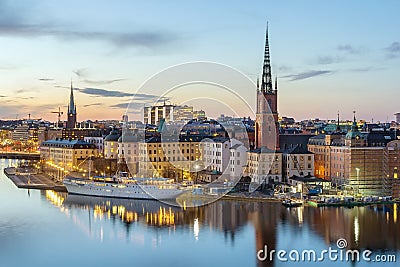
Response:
255,24,279,150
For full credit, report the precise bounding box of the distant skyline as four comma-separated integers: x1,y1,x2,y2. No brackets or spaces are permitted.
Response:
0,0,399,122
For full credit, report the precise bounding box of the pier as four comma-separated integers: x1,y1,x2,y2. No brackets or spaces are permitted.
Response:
0,152,40,160
4,167,67,192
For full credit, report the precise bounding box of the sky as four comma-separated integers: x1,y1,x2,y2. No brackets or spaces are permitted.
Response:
0,0,399,122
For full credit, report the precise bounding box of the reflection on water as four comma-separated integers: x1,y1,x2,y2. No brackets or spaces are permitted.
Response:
44,191,400,266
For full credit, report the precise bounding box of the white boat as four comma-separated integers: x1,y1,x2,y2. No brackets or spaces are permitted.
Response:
63,175,186,200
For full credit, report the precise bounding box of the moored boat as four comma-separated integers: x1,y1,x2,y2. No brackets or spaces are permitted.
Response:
282,199,303,208
63,175,186,200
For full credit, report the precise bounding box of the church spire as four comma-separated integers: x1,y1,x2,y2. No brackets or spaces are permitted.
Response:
68,81,76,115
336,111,341,132
261,22,273,94
351,111,358,132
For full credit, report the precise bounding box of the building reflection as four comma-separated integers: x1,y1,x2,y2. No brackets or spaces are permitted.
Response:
300,204,400,251
42,190,399,267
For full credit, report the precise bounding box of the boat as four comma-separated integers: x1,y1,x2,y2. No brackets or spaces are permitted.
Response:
282,198,303,208
63,174,186,200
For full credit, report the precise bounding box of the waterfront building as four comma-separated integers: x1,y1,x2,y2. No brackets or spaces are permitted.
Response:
245,148,283,185
66,82,77,129
282,146,314,179
229,143,248,179
384,140,400,198
308,114,398,196
117,133,140,175
201,137,244,174
138,136,202,180
255,25,279,151
40,139,97,180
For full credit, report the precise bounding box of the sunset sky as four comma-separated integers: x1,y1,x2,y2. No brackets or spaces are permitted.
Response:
0,0,399,122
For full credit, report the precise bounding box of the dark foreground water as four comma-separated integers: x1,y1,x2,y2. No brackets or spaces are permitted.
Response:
1,159,399,267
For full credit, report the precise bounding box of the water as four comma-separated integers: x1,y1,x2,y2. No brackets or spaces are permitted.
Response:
0,159,399,267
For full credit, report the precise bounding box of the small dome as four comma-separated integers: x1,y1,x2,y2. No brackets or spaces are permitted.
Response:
345,131,364,140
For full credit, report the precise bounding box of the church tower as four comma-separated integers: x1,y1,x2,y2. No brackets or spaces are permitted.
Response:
66,82,77,129
255,24,279,150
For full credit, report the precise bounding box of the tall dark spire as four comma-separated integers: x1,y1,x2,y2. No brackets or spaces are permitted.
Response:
67,81,77,129
261,22,273,94
68,81,76,115
351,111,358,132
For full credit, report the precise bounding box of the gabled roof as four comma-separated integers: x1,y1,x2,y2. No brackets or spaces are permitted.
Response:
284,145,313,154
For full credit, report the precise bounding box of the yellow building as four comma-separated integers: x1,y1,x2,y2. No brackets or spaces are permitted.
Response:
138,136,202,180
40,139,98,180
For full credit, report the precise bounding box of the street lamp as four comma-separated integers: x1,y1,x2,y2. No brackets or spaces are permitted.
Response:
355,167,360,196
194,164,200,184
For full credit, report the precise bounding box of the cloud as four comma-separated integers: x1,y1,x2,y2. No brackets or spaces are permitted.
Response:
38,78,54,81
337,44,365,54
76,87,168,103
83,79,126,85
349,66,385,72
385,42,400,58
316,56,343,65
0,2,178,50
83,102,103,108
110,102,131,109
76,87,134,98
15,89,29,94
73,68,89,78
109,102,144,114
0,23,177,50
282,70,333,81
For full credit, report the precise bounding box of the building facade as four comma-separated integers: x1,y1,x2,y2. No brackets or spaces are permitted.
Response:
40,139,97,180
245,148,282,185
138,136,202,180
282,147,314,179
104,128,120,159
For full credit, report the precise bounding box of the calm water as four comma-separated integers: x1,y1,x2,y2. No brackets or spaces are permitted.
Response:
1,159,399,267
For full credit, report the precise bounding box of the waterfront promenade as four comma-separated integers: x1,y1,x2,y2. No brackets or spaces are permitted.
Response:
4,167,67,192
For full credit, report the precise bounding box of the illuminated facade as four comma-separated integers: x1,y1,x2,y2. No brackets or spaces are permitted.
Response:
40,139,98,180
104,128,120,159
138,136,202,180
308,115,398,196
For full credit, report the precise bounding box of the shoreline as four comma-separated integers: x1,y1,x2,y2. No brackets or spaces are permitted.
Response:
3,167,399,206
3,167,67,192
